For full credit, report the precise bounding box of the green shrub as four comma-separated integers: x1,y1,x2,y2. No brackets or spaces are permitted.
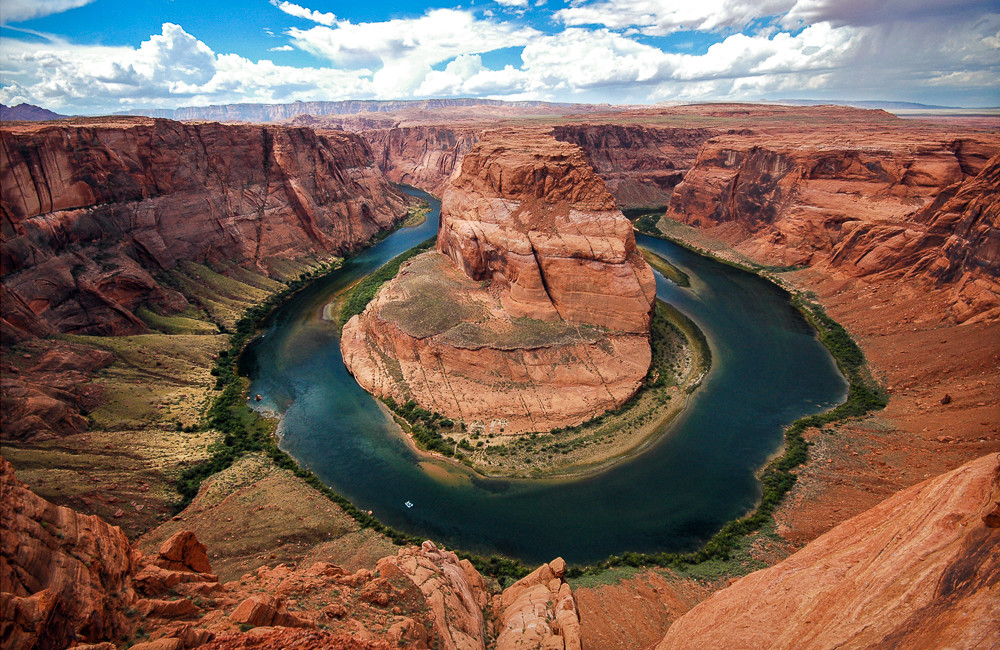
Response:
338,237,435,330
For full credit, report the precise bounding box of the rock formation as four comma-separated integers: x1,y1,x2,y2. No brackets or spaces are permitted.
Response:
0,458,582,650
494,557,581,650
1,456,140,648
658,452,1000,649
0,117,408,337
342,130,656,434
829,152,1000,323
1,341,112,441
664,128,1000,321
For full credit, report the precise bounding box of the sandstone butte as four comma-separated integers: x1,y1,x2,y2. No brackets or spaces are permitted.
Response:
341,130,657,434
0,457,582,650
0,117,408,339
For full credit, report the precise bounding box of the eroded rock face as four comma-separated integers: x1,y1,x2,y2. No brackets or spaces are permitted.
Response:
437,131,657,333
657,453,1000,649
0,118,407,336
665,131,1000,322
494,557,581,650
0,456,140,648
1,341,113,441
378,541,489,650
363,126,481,196
552,124,717,209
342,131,656,433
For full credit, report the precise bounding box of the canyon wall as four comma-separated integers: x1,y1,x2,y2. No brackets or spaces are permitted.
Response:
363,125,481,196
354,122,718,209
0,118,408,337
551,124,717,208
658,452,1000,649
664,131,1000,321
342,130,656,434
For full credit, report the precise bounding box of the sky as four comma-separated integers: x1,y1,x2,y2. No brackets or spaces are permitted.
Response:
0,0,997,114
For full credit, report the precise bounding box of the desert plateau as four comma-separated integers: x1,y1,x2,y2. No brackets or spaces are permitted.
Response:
2,1,999,648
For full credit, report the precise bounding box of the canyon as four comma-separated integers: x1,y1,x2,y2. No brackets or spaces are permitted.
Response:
1,117,407,448
341,130,657,436
2,102,999,648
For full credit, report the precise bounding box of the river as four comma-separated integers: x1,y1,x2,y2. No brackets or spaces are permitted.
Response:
239,187,847,565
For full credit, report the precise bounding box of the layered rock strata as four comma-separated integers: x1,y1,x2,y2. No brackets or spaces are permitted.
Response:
551,124,717,209
665,131,1000,321
342,131,656,434
495,557,582,650
658,452,1000,649
0,118,407,336
363,125,481,196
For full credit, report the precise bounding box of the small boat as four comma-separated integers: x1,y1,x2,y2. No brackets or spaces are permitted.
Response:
404,501,414,508
255,394,262,402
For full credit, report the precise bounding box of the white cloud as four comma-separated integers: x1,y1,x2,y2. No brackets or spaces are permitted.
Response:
270,0,337,26
555,0,795,36
0,0,96,23
416,54,529,96
286,9,537,70
521,29,668,89
0,23,376,112
496,0,529,7
269,45,294,51
782,0,998,28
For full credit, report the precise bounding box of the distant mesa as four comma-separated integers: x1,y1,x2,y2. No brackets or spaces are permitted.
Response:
341,129,657,435
0,103,68,122
116,98,613,123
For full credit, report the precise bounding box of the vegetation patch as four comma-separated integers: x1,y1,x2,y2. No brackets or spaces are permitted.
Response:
641,248,691,287
402,200,431,227
337,237,436,331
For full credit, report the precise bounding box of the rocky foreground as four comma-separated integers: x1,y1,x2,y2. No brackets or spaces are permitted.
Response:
3,447,997,649
0,457,582,650
342,130,656,434
658,452,1000,649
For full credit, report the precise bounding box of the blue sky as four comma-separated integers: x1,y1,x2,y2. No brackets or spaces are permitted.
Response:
1,0,997,113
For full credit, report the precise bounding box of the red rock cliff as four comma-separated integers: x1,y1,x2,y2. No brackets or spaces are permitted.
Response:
0,457,582,649
551,124,717,209
438,129,656,333
0,117,408,336
665,129,1000,321
363,125,481,196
